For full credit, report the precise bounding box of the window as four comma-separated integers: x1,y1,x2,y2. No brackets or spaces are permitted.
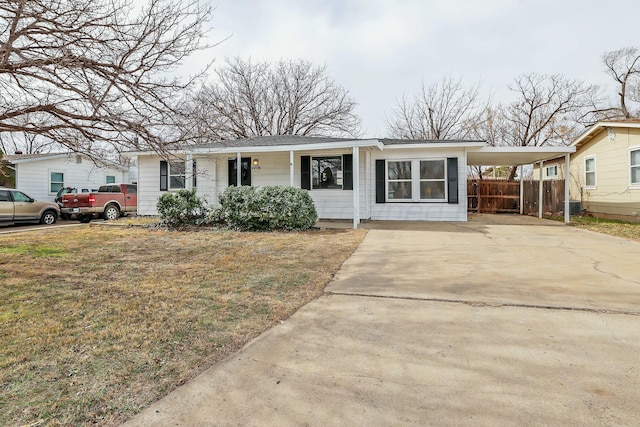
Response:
0,190,10,202
631,148,640,186
312,156,343,189
11,191,31,202
169,162,185,189
420,160,446,200
387,159,446,202
106,175,116,184
387,161,412,200
585,156,596,188
50,172,64,194
545,165,558,179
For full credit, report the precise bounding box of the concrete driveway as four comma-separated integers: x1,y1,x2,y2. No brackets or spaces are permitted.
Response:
125,215,640,426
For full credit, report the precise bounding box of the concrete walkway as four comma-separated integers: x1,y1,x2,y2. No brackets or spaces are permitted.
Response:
125,216,640,426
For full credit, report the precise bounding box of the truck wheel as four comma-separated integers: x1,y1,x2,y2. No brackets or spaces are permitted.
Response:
103,204,120,221
40,210,57,225
78,215,92,223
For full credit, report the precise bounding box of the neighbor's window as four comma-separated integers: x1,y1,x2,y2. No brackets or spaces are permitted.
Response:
545,165,558,179
312,156,342,189
387,159,446,202
585,156,596,188
50,172,64,194
170,162,186,189
106,175,116,184
631,148,640,185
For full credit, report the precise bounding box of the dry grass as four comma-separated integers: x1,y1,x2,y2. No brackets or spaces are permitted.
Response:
551,215,640,242
0,225,366,426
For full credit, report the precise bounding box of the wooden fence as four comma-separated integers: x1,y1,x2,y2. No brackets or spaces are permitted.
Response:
468,179,566,215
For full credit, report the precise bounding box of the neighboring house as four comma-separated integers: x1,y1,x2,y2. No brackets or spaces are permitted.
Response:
535,120,640,221
2,152,130,202
127,135,574,225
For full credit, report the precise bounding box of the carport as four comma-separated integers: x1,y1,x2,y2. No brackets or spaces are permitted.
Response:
465,145,575,223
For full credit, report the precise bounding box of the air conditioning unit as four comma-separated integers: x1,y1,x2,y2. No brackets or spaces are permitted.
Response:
569,200,582,215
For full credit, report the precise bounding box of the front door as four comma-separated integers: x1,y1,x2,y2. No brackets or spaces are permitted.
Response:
228,158,252,186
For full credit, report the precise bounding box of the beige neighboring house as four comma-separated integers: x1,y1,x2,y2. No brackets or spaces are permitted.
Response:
536,120,640,221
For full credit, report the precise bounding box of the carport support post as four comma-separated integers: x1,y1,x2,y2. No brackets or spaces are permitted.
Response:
353,146,360,229
289,151,294,187
564,153,570,223
236,152,241,187
538,160,544,218
519,165,524,215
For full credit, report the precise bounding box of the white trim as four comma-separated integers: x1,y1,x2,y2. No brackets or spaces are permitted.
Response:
630,146,640,188
572,121,640,148
384,141,485,150
9,153,128,170
584,155,597,189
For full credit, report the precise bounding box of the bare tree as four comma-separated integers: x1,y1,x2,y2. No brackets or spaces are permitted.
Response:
0,0,213,157
192,58,361,139
502,73,593,180
386,75,487,140
602,47,640,118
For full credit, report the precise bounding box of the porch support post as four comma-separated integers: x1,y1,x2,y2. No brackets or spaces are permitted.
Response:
353,146,360,229
186,153,193,190
236,152,241,187
538,160,544,218
289,150,294,187
519,165,524,215
564,153,570,223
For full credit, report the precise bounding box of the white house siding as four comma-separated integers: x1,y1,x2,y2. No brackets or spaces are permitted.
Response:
14,155,128,202
368,148,467,222
135,146,468,222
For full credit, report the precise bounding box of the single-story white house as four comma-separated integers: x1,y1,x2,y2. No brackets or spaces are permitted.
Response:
127,135,575,227
1,152,130,202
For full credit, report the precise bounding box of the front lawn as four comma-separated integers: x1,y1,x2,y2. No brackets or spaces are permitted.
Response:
0,226,366,426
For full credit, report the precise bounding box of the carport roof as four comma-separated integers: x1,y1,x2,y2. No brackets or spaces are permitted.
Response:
466,146,575,166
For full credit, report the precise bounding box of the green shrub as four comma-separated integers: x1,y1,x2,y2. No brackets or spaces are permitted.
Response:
218,185,317,231
156,189,208,228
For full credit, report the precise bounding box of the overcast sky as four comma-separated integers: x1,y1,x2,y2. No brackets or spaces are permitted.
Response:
194,0,640,137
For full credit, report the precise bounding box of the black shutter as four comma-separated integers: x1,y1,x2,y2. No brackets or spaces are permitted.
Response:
192,160,197,188
375,159,385,203
160,160,168,191
301,156,311,190
447,157,459,204
228,159,236,187
342,154,353,190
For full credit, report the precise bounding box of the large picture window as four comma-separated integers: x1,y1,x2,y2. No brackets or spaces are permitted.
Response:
585,156,596,188
312,156,343,189
631,148,640,185
50,172,64,194
387,159,446,202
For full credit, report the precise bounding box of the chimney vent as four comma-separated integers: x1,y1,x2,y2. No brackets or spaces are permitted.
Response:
14,151,23,155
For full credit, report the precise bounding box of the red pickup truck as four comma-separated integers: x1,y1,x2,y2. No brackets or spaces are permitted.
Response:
61,184,137,223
